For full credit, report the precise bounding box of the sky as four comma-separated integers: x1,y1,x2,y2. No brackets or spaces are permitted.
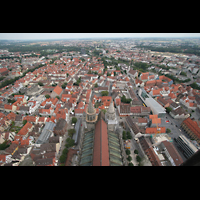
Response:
0,33,200,40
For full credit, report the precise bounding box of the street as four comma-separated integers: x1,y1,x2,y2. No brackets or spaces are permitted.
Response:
127,76,190,162
57,117,72,165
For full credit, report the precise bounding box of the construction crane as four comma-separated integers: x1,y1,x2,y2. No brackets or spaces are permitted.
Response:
153,114,161,138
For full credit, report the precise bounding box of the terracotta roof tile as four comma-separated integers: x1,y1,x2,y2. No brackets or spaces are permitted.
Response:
53,86,62,95
145,127,166,134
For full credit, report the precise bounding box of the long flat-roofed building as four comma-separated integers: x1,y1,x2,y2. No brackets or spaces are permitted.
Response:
138,88,166,118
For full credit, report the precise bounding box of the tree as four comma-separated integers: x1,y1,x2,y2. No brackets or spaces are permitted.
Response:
166,128,171,133
126,149,131,155
65,138,75,148
68,129,76,138
136,155,141,162
56,96,60,99
22,120,27,126
45,94,50,99
101,109,106,114
166,107,172,113
62,148,68,155
0,140,10,150
126,131,132,139
134,149,138,154
8,99,16,104
94,83,98,88
122,131,127,140
38,81,44,86
62,84,66,89
101,91,109,96
128,162,134,166
59,154,67,163
121,95,132,104
190,82,200,90
72,117,77,124
116,66,120,70
127,156,132,162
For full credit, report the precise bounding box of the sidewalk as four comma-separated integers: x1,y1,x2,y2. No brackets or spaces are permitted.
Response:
125,140,138,166
57,117,71,164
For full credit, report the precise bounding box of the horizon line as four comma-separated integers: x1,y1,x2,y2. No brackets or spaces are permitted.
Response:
1,37,200,41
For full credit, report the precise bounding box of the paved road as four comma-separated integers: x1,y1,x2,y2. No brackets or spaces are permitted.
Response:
57,117,72,165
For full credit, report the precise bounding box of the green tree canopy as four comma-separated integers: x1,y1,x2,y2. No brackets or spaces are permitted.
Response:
127,156,132,162
126,149,131,155
72,117,77,124
45,94,50,99
101,91,109,96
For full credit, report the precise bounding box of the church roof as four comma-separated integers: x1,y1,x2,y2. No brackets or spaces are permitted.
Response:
93,118,109,166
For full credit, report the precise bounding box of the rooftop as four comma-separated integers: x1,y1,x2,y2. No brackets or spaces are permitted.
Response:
36,122,56,144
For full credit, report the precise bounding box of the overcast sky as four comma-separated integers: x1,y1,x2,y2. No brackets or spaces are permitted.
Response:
0,33,200,40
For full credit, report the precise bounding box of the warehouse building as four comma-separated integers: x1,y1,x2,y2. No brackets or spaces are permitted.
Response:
138,88,166,118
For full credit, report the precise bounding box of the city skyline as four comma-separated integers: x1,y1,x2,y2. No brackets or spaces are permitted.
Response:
0,33,200,40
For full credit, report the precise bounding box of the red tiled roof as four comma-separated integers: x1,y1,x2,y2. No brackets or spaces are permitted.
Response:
0,68,8,73
93,119,109,166
115,98,121,106
130,106,141,113
53,86,62,95
17,122,33,136
149,115,158,119
168,92,176,99
145,127,166,134
152,89,161,96
182,118,200,139
23,116,36,122
4,104,12,110
152,118,161,125
75,108,84,114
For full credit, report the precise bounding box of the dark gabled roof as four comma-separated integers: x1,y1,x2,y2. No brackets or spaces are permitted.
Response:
120,104,130,114
126,116,140,134
19,106,29,111
161,140,183,166
35,157,54,166
171,106,187,116
139,136,162,166
54,118,67,131
48,136,60,143
157,96,168,106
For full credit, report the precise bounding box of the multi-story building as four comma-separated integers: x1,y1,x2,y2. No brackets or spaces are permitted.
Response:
181,118,200,144
176,134,199,159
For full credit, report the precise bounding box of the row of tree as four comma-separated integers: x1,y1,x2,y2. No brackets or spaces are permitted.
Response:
122,130,132,140
165,73,191,83
136,45,200,56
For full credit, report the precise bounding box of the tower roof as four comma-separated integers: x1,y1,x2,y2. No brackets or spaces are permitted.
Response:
87,100,95,114
107,99,115,114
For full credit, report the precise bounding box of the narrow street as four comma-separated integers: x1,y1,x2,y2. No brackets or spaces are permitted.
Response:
57,117,72,165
